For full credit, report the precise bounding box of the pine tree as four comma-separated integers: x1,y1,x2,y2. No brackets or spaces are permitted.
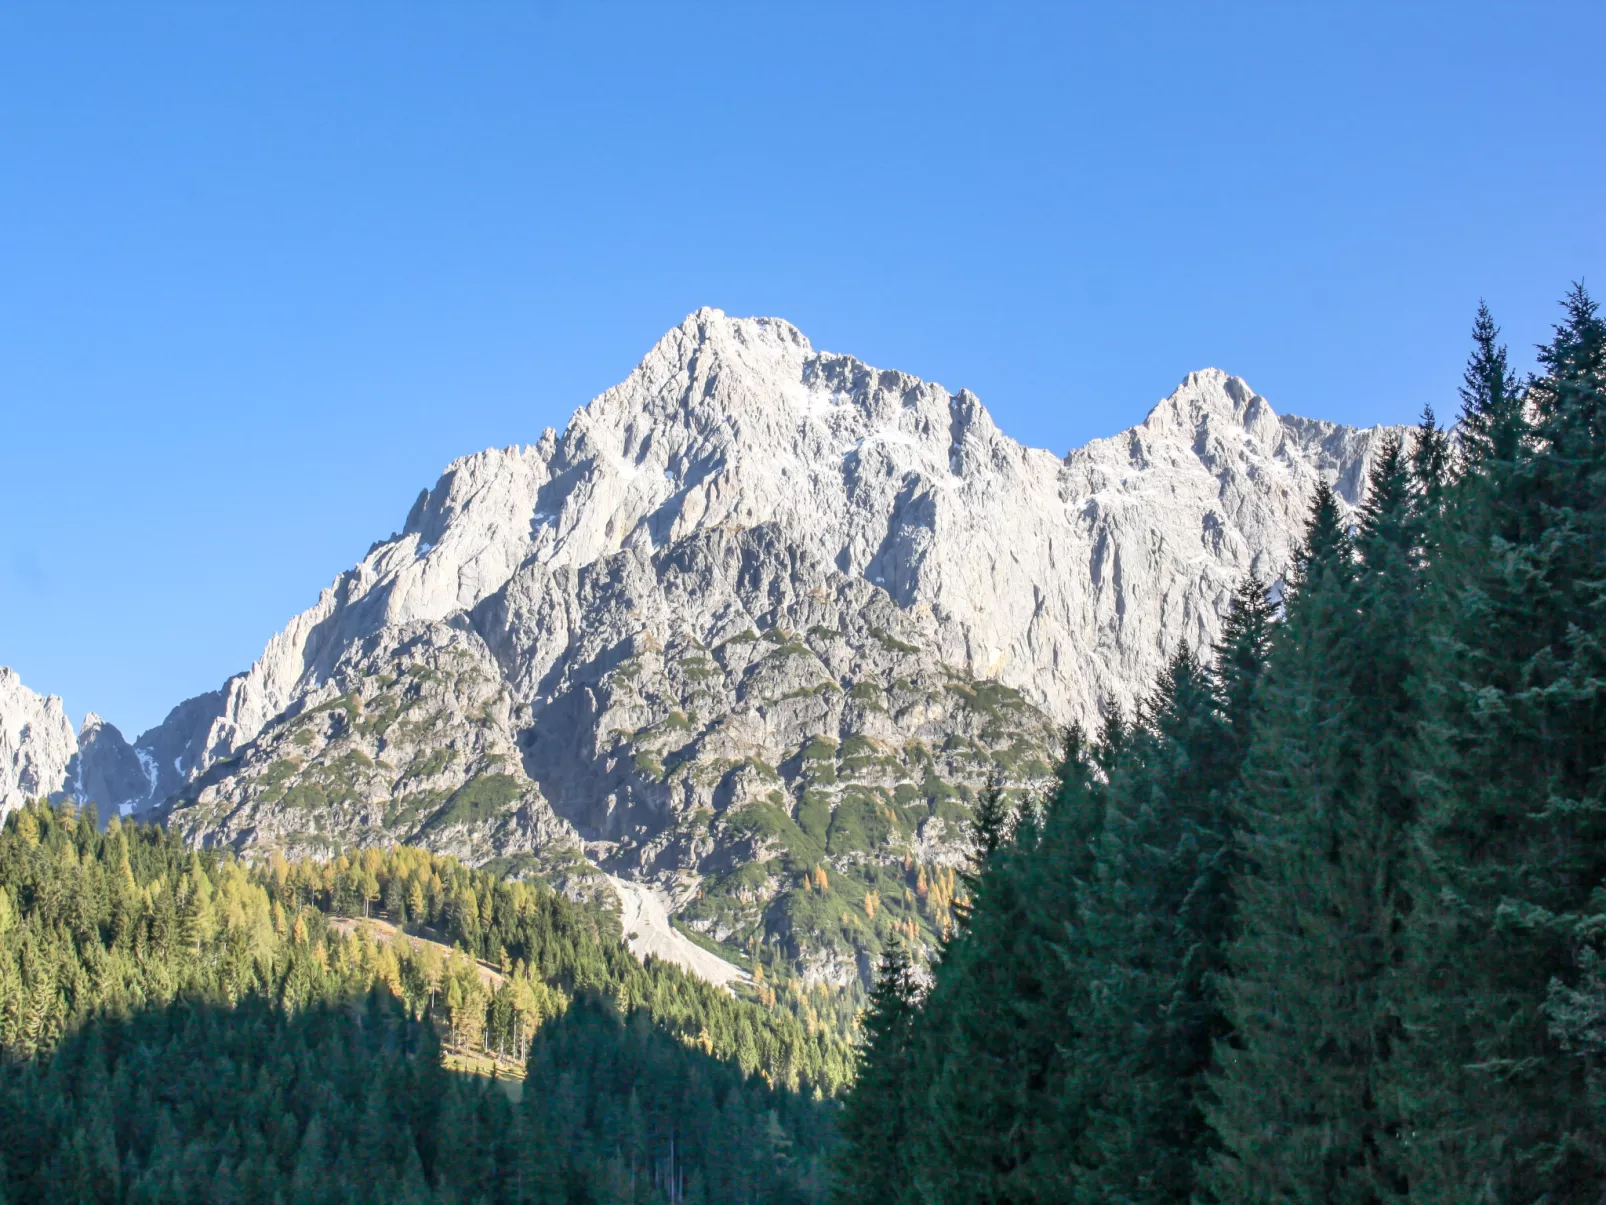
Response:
1208,457,1425,1204
1399,288,1606,1202
1456,300,1526,470
831,946,922,1205
1067,643,1245,1203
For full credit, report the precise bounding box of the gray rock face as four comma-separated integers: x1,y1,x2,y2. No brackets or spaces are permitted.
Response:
149,310,1390,765
169,620,583,874
0,669,76,821
135,688,229,810
67,713,156,825
0,672,164,823
6,309,1401,982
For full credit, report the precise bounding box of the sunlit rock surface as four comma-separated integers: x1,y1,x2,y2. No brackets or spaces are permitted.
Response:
4,311,1397,982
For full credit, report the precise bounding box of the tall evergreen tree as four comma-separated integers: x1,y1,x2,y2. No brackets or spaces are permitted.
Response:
1213,574,1277,768
910,797,1069,1202
971,774,1014,866
832,947,921,1205
1456,300,1527,470
1399,287,1606,1202
1208,454,1426,1204
1067,643,1245,1203
851,729,1106,1205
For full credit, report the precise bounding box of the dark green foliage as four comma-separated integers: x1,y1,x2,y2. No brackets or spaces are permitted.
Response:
832,948,921,1205
1071,645,1245,1203
1212,574,1277,767
0,993,449,1205
0,802,841,1202
970,775,1013,863
1454,298,1525,469
1207,439,1423,1204
1395,285,1606,1202
528,995,833,1204
0,990,832,1205
879,728,1105,1204
832,286,1606,1203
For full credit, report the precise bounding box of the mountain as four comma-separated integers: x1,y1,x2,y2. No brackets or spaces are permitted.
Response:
1,671,154,825
1,309,1395,984
1,669,77,812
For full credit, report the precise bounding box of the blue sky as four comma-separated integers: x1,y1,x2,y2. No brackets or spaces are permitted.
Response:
2,3,1602,738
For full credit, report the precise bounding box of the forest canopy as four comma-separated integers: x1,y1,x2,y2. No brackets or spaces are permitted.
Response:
0,802,844,1203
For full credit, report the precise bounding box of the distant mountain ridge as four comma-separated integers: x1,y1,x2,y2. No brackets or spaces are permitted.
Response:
1,669,155,822
0,309,1398,983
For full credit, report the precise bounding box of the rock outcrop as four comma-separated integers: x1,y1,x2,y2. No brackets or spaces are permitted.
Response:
67,714,156,824
0,672,163,826
0,669,76,823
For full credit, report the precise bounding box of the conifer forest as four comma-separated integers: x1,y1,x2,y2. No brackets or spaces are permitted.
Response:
833,287,1606,1203
3,286,1603,1203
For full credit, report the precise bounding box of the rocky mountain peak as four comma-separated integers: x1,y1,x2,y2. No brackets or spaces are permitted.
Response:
0,312,1406,987
1138,368,1283,449
6,313,1399,820
0,669,76,823
70,713,151,823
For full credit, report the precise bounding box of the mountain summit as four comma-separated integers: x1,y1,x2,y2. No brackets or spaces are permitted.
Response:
1,310,1393,982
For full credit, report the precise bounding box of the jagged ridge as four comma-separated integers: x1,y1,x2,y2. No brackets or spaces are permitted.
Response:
1,309,1397,983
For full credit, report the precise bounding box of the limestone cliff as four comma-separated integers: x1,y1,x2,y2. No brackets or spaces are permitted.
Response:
3,310,1398,982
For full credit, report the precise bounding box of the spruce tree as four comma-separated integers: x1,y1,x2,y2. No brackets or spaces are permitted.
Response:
1456,299,1525,470
1409,405,1451,509
1208,458,1424,1204
911,814,1059,1203
831,946,921,1205
972,774,1014,864
1213,574,1277,767
1067,645,1243,1203
1400,288,1606,1202
877,730,1105,1204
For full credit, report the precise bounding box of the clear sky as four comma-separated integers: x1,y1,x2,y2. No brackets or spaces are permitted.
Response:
2,3,1602,738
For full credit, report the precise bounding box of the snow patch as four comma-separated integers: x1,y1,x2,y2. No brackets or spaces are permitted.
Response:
135,748,160,801
847,428,920,457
